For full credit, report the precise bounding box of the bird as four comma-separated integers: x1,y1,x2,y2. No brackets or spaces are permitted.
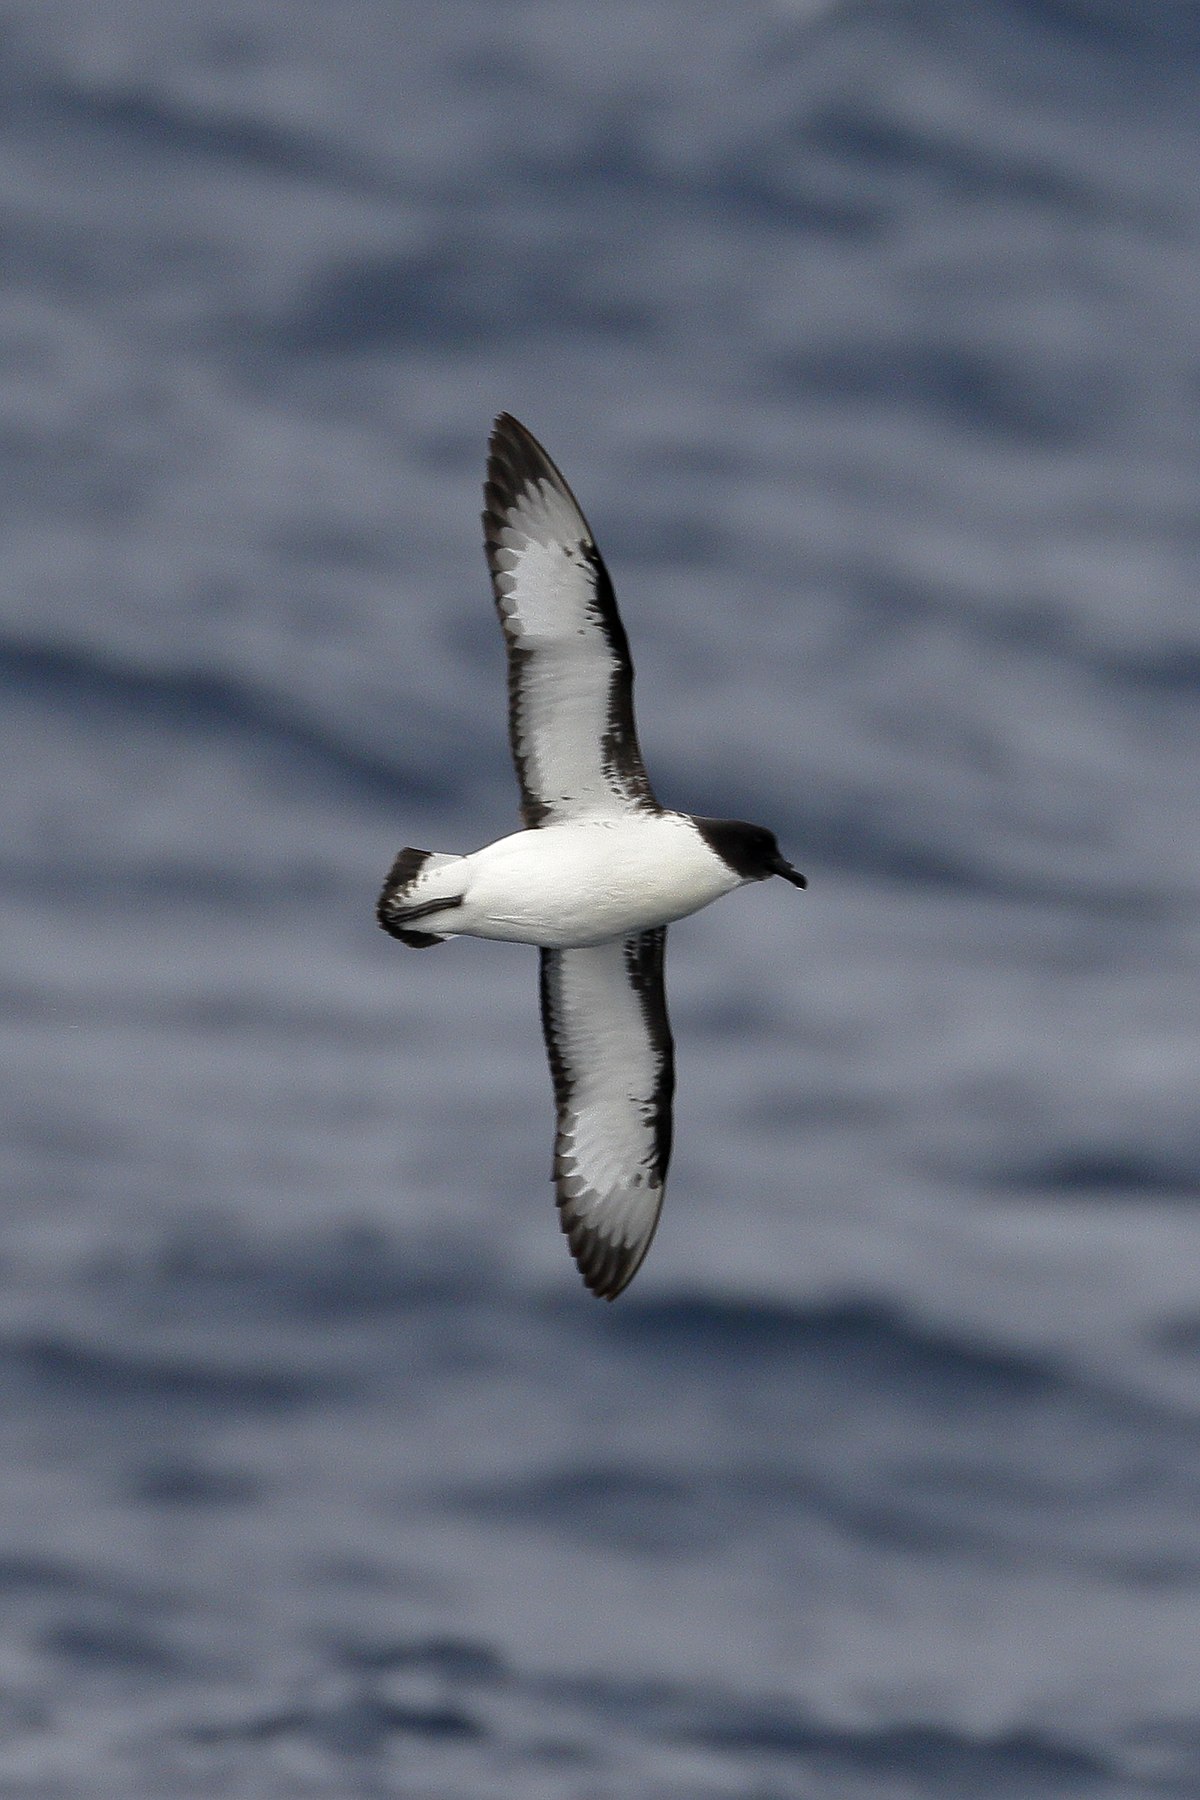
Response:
377,414,805,1300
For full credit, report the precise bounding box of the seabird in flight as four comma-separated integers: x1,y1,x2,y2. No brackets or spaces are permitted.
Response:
378,414,805,1300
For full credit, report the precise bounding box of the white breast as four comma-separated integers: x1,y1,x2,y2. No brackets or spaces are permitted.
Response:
453,815,742,948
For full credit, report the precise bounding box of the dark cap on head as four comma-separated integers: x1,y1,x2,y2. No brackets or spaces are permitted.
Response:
692,817,806,888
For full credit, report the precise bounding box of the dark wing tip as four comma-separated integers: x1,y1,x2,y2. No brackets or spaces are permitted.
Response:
488,412,556,485
483,413,592,551
559,1206,656,1303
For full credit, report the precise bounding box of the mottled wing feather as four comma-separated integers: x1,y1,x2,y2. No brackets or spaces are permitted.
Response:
539,928,674,1301
483,413,659,826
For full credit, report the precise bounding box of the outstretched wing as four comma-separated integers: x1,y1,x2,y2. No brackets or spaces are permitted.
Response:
483,413,659,828
538,928,674,1301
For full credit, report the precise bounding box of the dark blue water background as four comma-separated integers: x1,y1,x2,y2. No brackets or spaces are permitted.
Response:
3,1,1199,1792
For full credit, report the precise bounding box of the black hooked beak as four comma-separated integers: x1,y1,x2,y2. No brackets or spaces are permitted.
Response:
770,853,807,889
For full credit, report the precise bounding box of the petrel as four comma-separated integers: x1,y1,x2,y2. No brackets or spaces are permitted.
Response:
378,414,805,1300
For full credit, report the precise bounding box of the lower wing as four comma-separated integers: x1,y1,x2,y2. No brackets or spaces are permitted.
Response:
538,928,674,1300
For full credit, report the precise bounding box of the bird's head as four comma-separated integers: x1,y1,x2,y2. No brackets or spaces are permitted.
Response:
694,818,806,888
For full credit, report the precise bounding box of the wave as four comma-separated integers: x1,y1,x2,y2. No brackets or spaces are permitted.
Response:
801,95,1126,219
332,1636,506,1683
141,1219,482,1324
0,634,440,810
1003,0,1200,56
683,1699,1108,1785
609,1293,1062,1401
685,1707,1109,1787
0,1552,132,1600
267,241,660,358
543,1666,1113,1788
443,1454,1024,1562
774,804,1167,913
127,1458,263,1510
184,1692,482,1751
45,1616,195,1677
6,1331,333,1413
984,1146,1200,1199
447,1464,700,1555
176,1637,1114,1784
762,338,1115,450
8,58,396,202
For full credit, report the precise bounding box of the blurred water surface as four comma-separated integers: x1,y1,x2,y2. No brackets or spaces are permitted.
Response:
3,1,1200,1793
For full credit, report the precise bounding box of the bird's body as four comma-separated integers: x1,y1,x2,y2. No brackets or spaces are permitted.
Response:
378,414,804,1299
383,814,744,949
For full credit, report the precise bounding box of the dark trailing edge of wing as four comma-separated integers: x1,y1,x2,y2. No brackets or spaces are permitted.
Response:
622,926,675,1183
482,412,659,827
539,927,675,1302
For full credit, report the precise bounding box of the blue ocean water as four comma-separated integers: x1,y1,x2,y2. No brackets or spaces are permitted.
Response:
3,0,1199,1792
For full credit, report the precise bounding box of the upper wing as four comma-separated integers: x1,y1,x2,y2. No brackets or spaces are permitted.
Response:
483,413,659,827
539,928,674,1301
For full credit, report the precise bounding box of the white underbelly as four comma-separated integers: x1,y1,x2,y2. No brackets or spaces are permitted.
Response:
452,817,740,948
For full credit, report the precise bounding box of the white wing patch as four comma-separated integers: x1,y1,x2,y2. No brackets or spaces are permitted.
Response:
539,929,674,1300
484,413,659,827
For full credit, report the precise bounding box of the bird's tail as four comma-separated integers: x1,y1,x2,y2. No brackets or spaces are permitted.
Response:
376,847,466,948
